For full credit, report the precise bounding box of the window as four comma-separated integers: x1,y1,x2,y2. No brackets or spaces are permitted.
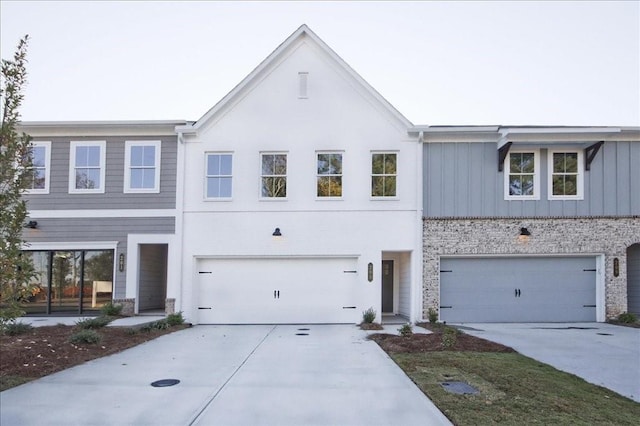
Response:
317,152,343,198
205,153,233,199
504,150,539,200
548,150,583,199
261,153,287,198
69,141,106,193
371,152,397,197
124,141,161,193
27,141,51,194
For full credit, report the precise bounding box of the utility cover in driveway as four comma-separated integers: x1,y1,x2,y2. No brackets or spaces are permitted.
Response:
197,257,359,324
440,257,597,322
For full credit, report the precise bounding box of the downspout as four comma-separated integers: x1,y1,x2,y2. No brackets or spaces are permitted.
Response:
175,130,186,318
412,130,424,323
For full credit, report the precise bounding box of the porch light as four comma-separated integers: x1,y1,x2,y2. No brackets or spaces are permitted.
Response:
25,221,38,229
272,227,282,237
519,227,531,236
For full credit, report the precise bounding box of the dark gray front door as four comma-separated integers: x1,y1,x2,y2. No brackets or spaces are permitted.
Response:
628,244,640,316
382,260,394,313
440,256,597,322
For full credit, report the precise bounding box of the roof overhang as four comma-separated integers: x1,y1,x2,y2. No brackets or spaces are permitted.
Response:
17,120,189,137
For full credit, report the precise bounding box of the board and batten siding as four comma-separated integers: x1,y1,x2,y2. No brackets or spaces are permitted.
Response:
24,135,178,210
23,217,175,298
423,141,640,217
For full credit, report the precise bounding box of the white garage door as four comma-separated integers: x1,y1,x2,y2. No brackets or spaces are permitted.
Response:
197,257,359,324
440,257,597,323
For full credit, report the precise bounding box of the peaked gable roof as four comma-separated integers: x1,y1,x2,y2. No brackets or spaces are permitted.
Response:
176,24,412,134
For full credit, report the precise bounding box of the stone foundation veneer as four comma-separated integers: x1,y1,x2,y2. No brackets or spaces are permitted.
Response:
165,298,176,315
423,217,640,321
112,298,135,316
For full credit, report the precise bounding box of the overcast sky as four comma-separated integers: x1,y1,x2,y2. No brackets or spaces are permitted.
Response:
1,1,638,126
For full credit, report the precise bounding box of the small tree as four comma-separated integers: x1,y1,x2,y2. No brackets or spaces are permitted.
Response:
0,35,36,328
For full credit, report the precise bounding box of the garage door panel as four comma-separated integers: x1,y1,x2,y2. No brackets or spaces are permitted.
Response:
440,257,596,322
197,257,359,324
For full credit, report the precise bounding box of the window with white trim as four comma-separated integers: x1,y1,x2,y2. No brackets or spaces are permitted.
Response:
317,152,343,198
371,152,397,197
27,141,51,194
261,153,287,198
548,150,583,199
205,153,233,199
504,150,539,200
69,141,106,193
124,141,161,193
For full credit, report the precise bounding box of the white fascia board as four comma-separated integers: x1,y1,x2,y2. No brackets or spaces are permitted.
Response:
22,241,119,251
18,120,188,138
409,126,501,143
27,209,176,219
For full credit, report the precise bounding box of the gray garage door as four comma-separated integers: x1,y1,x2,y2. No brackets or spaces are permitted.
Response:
440,257,597,322
628,244,640,316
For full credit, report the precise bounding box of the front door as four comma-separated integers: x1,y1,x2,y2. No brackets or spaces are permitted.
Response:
382,260,394,313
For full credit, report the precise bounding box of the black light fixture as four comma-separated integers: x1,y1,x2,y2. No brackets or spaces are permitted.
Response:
272,227,282,237
519,227,531,236
25,221,38,229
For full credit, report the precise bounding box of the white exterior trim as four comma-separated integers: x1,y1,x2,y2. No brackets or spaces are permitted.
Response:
22,241,119,251
27,209,176,218
68,140,106,194
25,141,51,194
504,149,541,200
547,148,584,200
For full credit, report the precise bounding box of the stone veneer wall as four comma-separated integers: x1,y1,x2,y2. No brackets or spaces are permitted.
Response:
423,217,640,321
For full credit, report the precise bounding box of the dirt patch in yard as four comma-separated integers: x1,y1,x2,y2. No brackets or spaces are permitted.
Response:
369,324,515,353
1,324,188,391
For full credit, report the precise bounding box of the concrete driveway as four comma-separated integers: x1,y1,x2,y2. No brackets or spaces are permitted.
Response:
0,325,451,426
457,322,640,402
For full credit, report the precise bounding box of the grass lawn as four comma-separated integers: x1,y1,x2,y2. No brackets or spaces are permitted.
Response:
391,351,640,425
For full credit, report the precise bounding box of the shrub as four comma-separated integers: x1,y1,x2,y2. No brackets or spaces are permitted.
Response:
100,302,123,317
125,328,138,336
427,308,438,324
442,326,459,349
617,312,637,324
76,316,113,330
362,307,376,324
69,329,101,344
3,322,33,336
398,323,413,337
166,312,185,326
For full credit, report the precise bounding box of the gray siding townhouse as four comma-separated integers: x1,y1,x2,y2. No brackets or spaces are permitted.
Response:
17,121,186,316
415,126,640,322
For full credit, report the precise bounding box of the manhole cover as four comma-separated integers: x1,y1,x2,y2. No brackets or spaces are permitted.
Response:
597,333,612,336
295,333,309,336
151,379,180,387
440,381,479,395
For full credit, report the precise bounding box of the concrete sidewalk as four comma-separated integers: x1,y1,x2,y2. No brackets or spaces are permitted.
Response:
15,315,166,327
0,325,451,426
457,322,640,402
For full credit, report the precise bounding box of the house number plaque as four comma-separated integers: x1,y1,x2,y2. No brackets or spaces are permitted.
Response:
368,263,373,282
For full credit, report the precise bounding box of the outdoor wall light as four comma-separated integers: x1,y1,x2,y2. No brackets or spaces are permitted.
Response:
25,221,38,229
272,227,282,237
519,227,531,236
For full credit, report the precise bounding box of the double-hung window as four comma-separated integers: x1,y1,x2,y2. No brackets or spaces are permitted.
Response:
504,150,539,200
317,152,342,198
27,141,51,194
124,141,161,193
69,141,106,193
548,150,583,199
371,152,397,197
261,153,287,198
205,153,233,199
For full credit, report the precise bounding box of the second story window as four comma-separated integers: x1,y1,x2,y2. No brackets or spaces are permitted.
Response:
549,150,583,200
206,153,233,199
69,141,106,194
504,150,539,200
261,153,287,198
27,141,51,194
317,152,342,198
371,152,397,197
125,141,161,193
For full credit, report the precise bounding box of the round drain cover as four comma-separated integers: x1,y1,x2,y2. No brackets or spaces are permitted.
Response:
151,379,180,387
295,333,309,336
297,328,310,331
597,333,612,336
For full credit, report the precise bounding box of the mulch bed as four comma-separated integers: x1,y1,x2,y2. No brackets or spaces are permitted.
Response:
1,324,188,382
368,323,515,353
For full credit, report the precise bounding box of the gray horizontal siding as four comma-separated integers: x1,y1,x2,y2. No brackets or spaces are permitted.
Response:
423,141,640,217
24,136,178,210
22,217,175,298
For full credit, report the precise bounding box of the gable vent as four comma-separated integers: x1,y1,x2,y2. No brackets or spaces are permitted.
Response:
298,72,308,98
